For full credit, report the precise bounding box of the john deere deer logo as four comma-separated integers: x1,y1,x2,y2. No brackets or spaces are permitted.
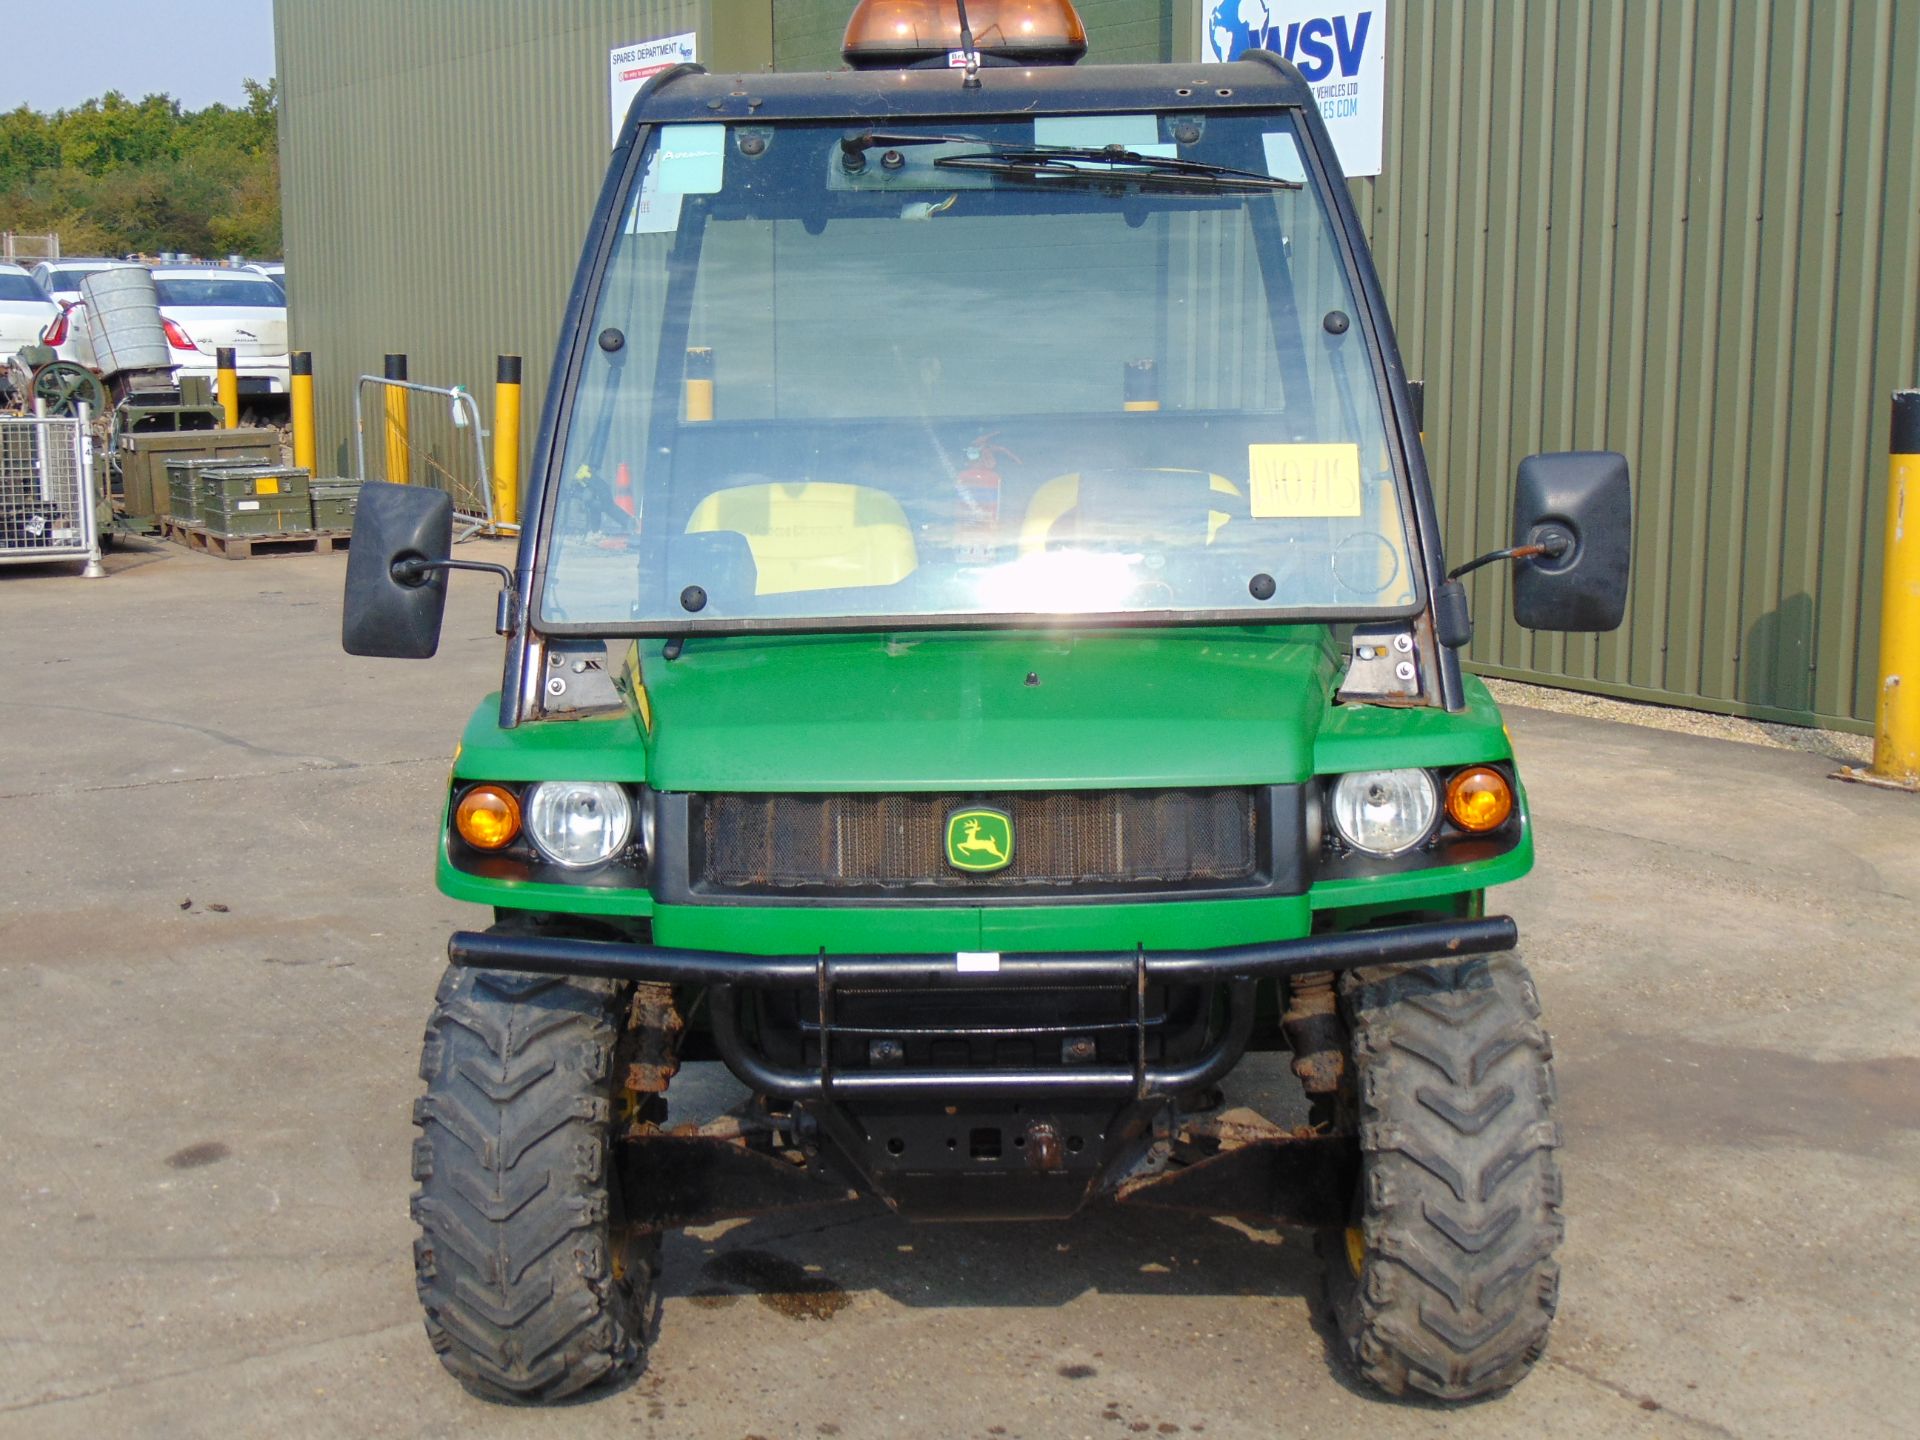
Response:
945,808,1013,873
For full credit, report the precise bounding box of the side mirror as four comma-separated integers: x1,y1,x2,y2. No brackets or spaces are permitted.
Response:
342,482,454,657
1511,451,1631,632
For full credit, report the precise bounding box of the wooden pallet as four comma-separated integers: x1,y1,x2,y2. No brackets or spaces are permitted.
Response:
162,517,350,559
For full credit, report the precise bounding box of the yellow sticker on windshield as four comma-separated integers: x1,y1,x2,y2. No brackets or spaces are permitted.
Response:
1248,444,1363,518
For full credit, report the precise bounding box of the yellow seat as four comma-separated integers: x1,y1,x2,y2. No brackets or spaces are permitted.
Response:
685,481,917,596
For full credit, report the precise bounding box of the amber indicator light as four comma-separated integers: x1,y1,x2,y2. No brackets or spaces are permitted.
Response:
455,784,523,850
1444,766,1514,833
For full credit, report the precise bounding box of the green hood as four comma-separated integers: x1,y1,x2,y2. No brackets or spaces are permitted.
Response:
633,627,1338,791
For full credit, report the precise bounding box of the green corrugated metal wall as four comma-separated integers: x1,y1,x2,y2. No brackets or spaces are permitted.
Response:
1361,0,1920,730
273,1,773,482
277,0,1920,728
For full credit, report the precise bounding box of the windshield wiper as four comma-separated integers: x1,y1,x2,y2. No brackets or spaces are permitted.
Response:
839,129,983,161
934,144,1301,192
837,131,1302,191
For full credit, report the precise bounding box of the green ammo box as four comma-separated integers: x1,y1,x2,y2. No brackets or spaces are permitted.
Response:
165,457,254,521
309,479,362,533
197,465,314,537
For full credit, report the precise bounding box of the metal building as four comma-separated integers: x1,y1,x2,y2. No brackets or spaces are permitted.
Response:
275,0,1920,730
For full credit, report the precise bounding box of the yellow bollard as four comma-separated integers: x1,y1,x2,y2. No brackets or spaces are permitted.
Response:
1838,391,1920,789
1869,392,1920,787
290,351,316,472
684,347,714,422
491,354,521,529
215,346,239,429
383,353,410,484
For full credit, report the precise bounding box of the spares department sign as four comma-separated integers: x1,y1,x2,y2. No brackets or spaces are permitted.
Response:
1201,2,1388,177
609,31,697,145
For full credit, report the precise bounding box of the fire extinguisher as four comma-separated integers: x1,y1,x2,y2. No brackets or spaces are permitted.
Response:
955,433,1017,563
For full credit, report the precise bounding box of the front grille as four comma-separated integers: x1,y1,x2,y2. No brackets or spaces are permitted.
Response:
693,788,1263,895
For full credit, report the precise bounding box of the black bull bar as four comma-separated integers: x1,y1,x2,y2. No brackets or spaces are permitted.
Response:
448,915,1518,1101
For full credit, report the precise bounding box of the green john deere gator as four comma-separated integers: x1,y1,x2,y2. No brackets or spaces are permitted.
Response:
343,0,1631,1406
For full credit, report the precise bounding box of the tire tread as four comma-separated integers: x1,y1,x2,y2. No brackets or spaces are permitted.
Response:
1328,956,1564,1402
410,964,647,1403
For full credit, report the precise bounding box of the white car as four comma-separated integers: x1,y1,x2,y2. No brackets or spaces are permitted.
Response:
0,263,61,399
31,258,129,307
151,266,290,398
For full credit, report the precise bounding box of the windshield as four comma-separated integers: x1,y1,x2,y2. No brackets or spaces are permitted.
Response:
154,277,285,307
541,112,1419,631
0,274,47,302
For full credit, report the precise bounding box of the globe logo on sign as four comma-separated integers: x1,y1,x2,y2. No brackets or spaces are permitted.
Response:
1206,0,1266,62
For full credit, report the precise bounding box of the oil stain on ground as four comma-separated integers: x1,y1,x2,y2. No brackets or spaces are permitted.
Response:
165,1140,230,1169
701,1248,850,1320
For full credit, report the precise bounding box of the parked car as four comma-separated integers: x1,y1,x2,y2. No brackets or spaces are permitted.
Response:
246,260,286,294
150,265,290,398
0,263,61,399
31,258,131,307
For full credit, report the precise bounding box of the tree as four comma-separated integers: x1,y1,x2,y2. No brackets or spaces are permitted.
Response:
0,82,279,258
54,93,183,176
0,107,59,189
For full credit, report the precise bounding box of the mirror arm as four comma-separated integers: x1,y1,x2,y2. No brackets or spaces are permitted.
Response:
390,557,521,636
392,557,514,587
1446,536,1567,582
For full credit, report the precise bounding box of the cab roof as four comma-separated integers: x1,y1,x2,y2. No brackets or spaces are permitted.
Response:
622,52,1313,134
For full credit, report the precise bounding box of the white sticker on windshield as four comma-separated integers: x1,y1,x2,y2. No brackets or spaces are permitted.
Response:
1034,114,1162,150
655,123,725,193
627,164,683,234
1262,131,1308,184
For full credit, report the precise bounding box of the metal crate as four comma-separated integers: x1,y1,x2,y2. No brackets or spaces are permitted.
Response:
195,465,313,536
309,478,361,533
0,415,103,574
165,456,260,521
200,499,314,537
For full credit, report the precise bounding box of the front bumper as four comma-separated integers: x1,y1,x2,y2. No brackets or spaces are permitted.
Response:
448,914,1517,1100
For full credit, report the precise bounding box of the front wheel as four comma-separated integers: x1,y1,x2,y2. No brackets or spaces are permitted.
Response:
1322,955,1564,1402
410,965,654,1402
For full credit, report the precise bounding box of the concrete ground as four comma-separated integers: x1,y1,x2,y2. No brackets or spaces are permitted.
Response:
1,536,1915,1440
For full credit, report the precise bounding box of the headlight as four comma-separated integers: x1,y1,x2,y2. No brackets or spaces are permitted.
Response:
524,781,633,868
1328,769,1438,856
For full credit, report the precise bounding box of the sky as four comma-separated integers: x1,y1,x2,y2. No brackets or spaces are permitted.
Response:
0,1,274,112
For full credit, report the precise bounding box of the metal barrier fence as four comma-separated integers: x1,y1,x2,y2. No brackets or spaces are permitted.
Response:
0,412,104,576
353,374,494,539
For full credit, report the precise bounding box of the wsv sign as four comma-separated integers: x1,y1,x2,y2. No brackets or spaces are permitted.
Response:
1202,2,1389,178
1204,2,1376,83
